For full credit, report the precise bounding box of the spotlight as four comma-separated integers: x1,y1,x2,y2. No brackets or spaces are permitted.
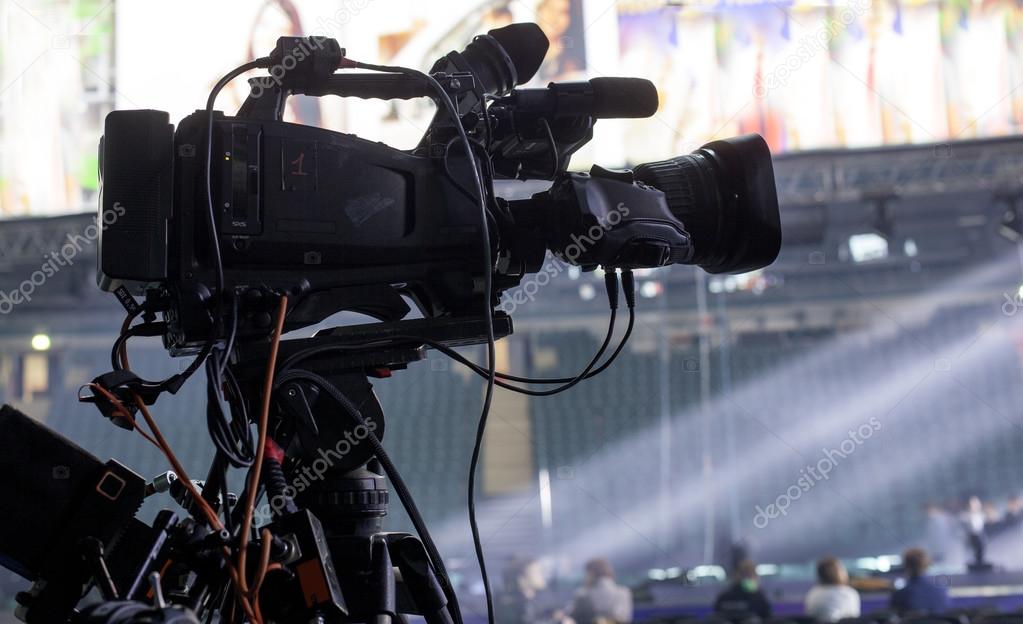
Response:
30,334,51,351
846,193,895,262
647,568,667,581
848,233,889,263
640,281,663,298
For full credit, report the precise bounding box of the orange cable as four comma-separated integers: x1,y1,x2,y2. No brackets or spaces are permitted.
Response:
250,528,273,604
116,308,261,623
85,382,161,450
237,295,288,597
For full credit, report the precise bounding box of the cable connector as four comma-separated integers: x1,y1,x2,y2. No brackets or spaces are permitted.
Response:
621,269,636,309
263,438,297,518
603,268,620,310
268,37,344,92
79,370,158,429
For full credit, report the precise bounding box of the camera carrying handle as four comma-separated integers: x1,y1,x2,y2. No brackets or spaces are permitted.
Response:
239,72,476,121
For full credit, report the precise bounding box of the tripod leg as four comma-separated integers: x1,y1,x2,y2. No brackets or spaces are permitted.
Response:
370,535,397,624
390,535,454,624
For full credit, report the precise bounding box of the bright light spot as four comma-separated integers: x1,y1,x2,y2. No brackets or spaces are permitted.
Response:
719,270,770,295
640,281,662,298
665,567,682,578
568,266,581,280
849,233,888,262
708,278,724,294
579,284,596,301
1016,284,1023,300
904,238,918,257
877,554,900,572
648,568,667,580
594,267,606,279
538,469,553,530
851,556,883,572
31,334,51,351
688,565,726,580
756,564,779,576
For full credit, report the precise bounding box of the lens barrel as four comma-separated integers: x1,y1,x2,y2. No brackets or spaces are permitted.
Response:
633,133,781,274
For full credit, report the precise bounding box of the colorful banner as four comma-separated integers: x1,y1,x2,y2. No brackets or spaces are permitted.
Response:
4,0,1023,216
615,0,1023,156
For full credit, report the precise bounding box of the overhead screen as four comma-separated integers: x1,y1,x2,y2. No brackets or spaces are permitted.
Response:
2,0,1022,216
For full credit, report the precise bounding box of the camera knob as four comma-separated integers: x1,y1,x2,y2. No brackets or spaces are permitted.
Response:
589,164,635,184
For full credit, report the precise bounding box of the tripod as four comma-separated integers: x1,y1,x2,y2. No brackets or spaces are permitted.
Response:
223,327,466,624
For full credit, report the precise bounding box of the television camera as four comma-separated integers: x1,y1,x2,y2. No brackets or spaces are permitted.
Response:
0,21,780,624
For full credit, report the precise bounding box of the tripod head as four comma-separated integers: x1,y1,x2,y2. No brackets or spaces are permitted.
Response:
207,315,516,623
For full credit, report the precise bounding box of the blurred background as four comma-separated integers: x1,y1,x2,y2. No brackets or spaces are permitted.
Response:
4,0,1023,621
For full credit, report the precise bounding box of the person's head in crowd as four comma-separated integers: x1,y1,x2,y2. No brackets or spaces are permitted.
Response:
503,557,546,597
816,557,848,586
584,558,615,587
733,559,760,592
716,558,771,619
890,546,947,614
902,548,930,579
1009,495,1023,512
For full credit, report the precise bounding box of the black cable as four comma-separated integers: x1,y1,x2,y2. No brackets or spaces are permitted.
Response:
204,294,252,471
539,117,559,178
276,271,634,394
205,359,253,469
103,60,268,399
272,312,631,395
272,299,634,395
109,306,145,371
427,307,616,397
110,333,131,372
220,464,234,536
478,270,618,396
431,270,637,388
350,58,492,624
442,137,498,218
275,369,461,624
275,318,635,390
110,317,213,393
490,269,636,385
203,58,270,357
222,366,254,462
477,86,493,149
218,296,239,381
428,311,626,395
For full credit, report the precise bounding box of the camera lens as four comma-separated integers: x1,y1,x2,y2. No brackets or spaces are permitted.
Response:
633,133,781,274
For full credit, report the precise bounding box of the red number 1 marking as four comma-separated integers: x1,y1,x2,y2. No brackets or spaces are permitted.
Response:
291,152,309,176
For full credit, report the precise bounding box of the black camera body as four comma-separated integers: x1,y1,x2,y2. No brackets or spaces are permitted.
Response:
97,29,780,353
100,106,502,350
